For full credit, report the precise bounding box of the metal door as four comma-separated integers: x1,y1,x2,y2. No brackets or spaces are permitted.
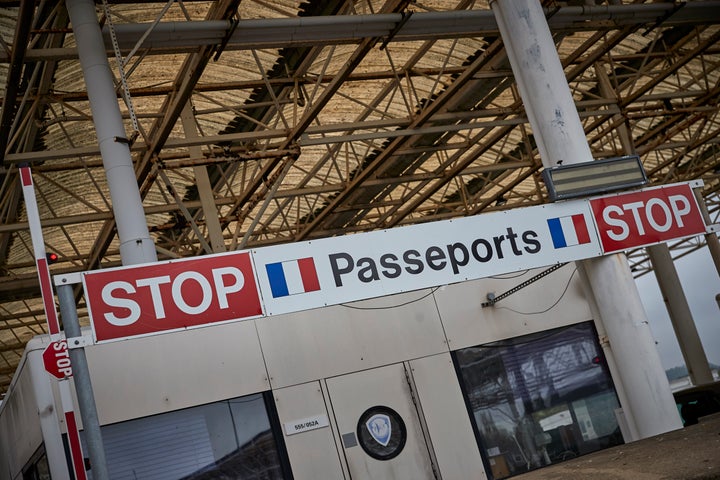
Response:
325,363,437,480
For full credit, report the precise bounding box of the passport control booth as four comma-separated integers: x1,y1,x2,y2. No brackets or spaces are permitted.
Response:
0,180,709,480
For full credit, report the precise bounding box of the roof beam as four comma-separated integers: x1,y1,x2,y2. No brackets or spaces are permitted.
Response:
0,0,34,162
6,3,720,63
292,37,508,240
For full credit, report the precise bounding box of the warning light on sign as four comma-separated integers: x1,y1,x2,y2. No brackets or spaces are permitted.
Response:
46,252,59,264
543,155,648,202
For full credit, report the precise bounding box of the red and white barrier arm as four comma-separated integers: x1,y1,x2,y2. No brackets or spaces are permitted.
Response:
19,166,61,336
59,379,88,480
21,166,88,478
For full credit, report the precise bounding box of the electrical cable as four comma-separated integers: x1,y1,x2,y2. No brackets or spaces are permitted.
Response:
340,287,440,310
495,268,578,316
341,266,575,312
489,270,529,279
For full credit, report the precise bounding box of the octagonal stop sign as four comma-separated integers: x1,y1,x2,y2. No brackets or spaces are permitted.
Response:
42,340,73,379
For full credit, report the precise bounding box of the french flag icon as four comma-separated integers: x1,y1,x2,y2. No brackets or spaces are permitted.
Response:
266,257,321,298
547,214,591,248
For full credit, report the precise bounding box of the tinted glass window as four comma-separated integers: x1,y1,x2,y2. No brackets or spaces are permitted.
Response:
454,322,623,479
22,447,50,480
84,393,290,480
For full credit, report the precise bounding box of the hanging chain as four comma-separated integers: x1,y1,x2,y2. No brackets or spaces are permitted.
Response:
101,0,140,140
481,262,568,307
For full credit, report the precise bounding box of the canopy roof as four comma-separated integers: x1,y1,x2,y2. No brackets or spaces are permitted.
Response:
1,0,719,395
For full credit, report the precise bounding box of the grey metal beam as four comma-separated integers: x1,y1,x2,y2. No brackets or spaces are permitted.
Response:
6,3,720,63
0,0,34,161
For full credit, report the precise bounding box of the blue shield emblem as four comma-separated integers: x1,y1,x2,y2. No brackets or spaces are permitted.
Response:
366,413,392,446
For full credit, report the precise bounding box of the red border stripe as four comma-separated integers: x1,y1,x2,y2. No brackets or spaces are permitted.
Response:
65,411,88,480
37,257,61,335
297,257,320,292
572,214,591,245
20,167,33,187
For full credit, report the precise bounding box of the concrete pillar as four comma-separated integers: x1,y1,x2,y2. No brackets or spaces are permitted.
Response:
66,0,156,266
693,188,720,280
595,63,713,386
581,254,683,437
647,244,713,384
576,263,641,441
490,0,682,438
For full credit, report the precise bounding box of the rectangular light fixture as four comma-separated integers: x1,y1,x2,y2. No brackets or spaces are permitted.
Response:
542,155,648,202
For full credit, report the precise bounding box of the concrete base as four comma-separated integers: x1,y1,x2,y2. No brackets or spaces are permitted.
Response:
516,414,720,480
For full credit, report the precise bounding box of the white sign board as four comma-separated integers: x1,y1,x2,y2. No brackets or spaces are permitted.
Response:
253,200,602,315
80,181,707,341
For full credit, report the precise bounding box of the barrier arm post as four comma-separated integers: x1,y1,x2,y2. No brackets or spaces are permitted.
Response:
55,275,110,480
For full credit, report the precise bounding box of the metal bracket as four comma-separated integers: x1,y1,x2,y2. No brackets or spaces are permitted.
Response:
67,335,94,349
380,11,413,50
214,12,240,61
54,272,83,286
706,224,719,234
642,2,686,36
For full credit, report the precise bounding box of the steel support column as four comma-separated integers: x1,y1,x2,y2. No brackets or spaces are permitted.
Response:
647,244,713,384
596,63,713,387
491,0,682,439
180,104,226,253
65,0,157,266
57,283,110,480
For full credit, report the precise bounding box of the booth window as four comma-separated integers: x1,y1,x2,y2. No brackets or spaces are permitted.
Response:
22,446,50,480
454,322,623,479
82,392,292,480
